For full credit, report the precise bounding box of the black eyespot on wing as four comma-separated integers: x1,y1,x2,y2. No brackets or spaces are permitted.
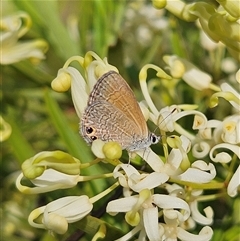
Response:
86,127,94,134
91,136,97,141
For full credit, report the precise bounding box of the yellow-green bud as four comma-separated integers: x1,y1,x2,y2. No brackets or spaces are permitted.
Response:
152,0,167,9
103,142,122,160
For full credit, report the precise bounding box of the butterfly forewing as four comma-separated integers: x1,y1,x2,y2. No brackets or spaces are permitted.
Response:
87,71,148,137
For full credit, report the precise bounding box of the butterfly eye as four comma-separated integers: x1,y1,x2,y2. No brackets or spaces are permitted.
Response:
150,133,160,144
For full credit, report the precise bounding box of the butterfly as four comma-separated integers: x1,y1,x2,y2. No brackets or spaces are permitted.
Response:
80,71,159,152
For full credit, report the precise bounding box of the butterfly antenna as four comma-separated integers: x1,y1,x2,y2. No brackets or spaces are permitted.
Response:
153,107,177,134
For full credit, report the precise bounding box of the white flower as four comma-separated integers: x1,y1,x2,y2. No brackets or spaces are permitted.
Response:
227,165,240,197
52,66,88,118
165,184,214,230
173,160,216,183
209,141,240,196
222,115,240,144
193,113,240,158
162,135,191,176
68,66,89,119
161,209,213,241
20,150,81,179
220,83,240,111
192,141,211,159
16,169,80,194
28,196,93,234
159,134,216,183
171,225,213,241
135,147,165,172
107,189,190,240
163,55,212,91
91,139,107,159
190,202,214,225
16,151,81,194
1,12,48,64
200,29,219,51
148,105,209,141
210,82,240,110
192,119,222,158
210,143,240,163
113,163,169,193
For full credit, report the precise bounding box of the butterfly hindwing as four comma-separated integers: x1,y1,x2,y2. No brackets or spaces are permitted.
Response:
81,101,141,149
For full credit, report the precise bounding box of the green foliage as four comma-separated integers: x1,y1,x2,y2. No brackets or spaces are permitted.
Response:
2,1,239,240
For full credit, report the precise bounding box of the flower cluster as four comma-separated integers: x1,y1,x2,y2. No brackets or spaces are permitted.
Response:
9,1,239,240
153,0,240,60
16,50,239,240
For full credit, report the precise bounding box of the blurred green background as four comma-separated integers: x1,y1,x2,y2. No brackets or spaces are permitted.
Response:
1,1,239,241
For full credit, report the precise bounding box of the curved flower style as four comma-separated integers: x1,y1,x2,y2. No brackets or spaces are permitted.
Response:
227,165,240,197
210,143,240,197
210,82,240,110
1,12,48,64
153,105,209,136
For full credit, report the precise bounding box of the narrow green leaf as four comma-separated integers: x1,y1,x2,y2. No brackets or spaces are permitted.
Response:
5,113,35,164
13,0,81,60
74,215,125,240
44,88,92,162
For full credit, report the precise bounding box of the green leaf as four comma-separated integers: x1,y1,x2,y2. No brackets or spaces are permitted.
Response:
44,88,92,162
5,111,35,163
74,215,125,240
12,0,81,60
